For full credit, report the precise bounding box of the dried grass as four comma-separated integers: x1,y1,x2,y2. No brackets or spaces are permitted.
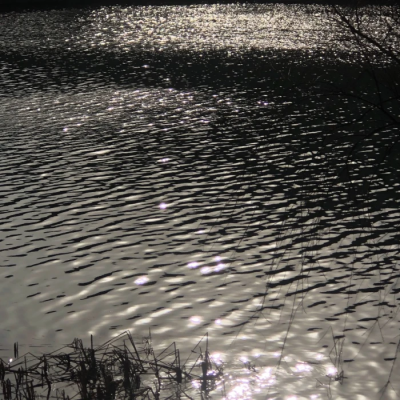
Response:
0,331,223,400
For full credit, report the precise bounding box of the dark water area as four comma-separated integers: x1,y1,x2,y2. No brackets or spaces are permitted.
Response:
1,3,400,399
0,0,397,13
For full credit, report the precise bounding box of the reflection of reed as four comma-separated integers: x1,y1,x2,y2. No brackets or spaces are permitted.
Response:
0,331,227,400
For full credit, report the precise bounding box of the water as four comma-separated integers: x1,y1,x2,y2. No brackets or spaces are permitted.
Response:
1,4,400,399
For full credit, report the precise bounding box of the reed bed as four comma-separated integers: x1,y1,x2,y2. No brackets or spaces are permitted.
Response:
0,331,224,400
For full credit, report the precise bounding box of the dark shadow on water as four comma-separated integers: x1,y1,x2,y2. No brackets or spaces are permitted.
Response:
0,46,342,96
0,0,395,13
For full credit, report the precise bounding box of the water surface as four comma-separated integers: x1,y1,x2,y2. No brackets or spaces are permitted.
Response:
1,4,400,399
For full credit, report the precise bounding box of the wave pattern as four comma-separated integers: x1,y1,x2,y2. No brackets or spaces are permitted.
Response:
1,4,400,399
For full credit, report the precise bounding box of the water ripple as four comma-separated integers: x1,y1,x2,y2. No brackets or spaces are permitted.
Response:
1,4,400,399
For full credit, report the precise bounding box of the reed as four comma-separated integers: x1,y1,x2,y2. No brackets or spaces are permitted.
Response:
0,332,224,400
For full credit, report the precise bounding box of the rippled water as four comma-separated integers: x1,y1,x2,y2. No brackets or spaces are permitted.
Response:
1,4,400,399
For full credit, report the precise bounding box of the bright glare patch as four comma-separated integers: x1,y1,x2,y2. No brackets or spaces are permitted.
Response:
295,363,312,373
215,256,221,262
315,353,324,360
259,367,272,380
189,316,202,324
159,202,167,210
227,381,251,399
134,276,149,285
240,356,249,363
207,370,218,376
286,396,297,400
214,318,222,325
188,261,198,269
9,358,13,363
158,158,170,163
134,317,152,325
210,353,223,364
191,380,201,389
200,266,211,275
326,366,337,377
215,263,225,272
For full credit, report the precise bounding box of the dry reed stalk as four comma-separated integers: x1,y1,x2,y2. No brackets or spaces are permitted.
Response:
0,331,225,400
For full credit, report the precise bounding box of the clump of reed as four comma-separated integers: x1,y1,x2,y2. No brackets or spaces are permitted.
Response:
0,331,223,400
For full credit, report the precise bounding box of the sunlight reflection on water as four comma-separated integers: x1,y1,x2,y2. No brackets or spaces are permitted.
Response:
0,3,399,399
